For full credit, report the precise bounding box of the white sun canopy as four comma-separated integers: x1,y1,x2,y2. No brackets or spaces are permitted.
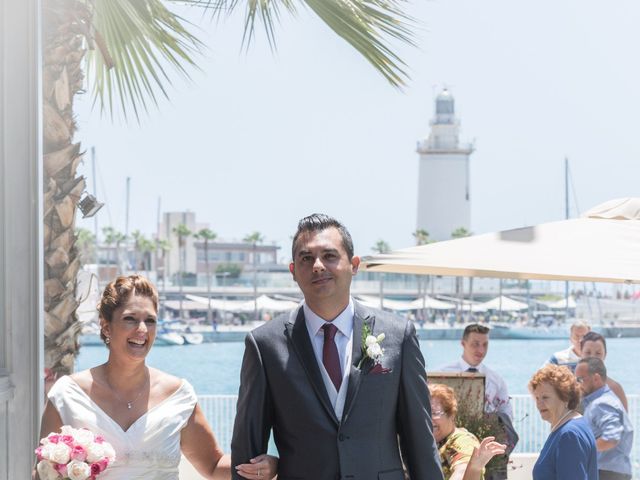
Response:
544,296,577,309
185,294,298,312
471,295,528,312
355,295,455,311
362,198,640,284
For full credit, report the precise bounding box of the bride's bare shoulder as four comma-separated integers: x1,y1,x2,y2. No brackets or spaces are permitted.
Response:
149,367,183,396
68,366,103,390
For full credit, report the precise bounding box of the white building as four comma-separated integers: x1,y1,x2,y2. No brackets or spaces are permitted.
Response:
159,211,200,280
416,89,474,241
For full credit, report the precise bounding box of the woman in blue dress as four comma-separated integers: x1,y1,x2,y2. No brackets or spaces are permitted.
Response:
529,364,598,480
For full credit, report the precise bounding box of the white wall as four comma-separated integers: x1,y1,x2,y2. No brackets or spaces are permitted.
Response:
0,0,43,477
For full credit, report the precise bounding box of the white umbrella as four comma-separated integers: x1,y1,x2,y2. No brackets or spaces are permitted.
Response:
362,198,640,284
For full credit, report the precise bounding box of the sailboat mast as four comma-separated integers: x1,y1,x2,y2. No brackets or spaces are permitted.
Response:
565,158,570,320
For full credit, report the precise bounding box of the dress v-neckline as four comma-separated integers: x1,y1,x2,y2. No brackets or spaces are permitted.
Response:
67,376,185,434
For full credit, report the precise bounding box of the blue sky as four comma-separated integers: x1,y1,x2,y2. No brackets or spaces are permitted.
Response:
75,0,640,262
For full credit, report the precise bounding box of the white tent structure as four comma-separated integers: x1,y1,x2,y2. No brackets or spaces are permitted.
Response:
185,294,298,313
407,296,456,310
356,295,455,311
362,198,640,284
471,295,528,312
544,296,577,310
185,294,248,311
237,295,299,313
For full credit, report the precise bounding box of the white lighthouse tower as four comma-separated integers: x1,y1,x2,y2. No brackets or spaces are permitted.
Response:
416,89,474,241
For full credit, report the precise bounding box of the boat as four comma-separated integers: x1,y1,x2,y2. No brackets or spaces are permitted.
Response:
182,332,204,345
156,331,185,346
488,323,569,340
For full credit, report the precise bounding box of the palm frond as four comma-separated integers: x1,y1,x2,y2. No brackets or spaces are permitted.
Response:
87,0,203,120
303,0,415,87
191,0,414,87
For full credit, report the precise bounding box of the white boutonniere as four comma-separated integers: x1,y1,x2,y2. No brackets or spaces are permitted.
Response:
357,323,385,368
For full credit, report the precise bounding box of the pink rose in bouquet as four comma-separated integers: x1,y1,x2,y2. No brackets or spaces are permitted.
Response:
35,426,115,480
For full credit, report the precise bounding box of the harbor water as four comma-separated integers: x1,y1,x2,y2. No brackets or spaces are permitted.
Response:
76,337,640,395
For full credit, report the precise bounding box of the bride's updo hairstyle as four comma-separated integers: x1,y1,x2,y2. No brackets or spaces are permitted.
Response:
98,275,159,344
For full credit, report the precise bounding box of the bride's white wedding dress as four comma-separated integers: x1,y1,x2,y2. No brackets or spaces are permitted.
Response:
48,375,197,479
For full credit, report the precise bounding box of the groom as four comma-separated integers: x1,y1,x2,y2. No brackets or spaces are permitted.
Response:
231,214,443,479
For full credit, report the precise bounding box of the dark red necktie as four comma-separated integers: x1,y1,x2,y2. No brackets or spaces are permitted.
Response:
322,323,342,392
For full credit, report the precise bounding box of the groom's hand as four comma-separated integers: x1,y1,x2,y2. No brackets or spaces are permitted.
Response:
235,453,278,479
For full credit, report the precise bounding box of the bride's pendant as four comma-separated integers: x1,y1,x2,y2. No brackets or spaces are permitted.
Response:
127,402,133,409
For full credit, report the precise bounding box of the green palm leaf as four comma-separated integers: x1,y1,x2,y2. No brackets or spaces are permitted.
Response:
87,0,203,120
195,0,415,86
87,0,414,119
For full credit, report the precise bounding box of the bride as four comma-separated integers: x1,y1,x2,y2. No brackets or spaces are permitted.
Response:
39,274,277,479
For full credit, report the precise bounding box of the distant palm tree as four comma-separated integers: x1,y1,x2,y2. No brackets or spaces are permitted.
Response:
173,223,192,320
155,238,171,318
131,230,144,271
75,228,96,264
413,228,431,322
372,239,391,309
135,234,155,272
451,227,472,321
194,228,217,324
412,228,431,246
243,231,265,321
41,0,416,375
102,226,127,274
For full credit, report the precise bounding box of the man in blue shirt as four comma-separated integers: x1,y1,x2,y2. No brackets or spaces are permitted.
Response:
575,357,633,480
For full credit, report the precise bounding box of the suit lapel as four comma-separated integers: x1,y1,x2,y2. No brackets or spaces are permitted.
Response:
285,307,339,425
343,303,375,421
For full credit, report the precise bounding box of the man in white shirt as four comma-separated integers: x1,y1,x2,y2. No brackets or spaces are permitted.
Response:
439,324,516,479
546,321,590,372
439,323,513,420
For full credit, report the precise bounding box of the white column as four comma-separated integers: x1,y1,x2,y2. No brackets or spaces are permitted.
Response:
0,0,43,478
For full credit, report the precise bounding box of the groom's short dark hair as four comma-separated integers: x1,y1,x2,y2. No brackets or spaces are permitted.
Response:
292,213,354,260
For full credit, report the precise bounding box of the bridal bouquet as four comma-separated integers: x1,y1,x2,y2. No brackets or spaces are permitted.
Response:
35,426,116,480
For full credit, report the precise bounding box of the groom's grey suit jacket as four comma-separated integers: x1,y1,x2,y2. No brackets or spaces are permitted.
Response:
231,301,443,480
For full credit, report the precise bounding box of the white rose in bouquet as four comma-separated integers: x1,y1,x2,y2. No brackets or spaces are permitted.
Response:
67,459,91,480
49,442,71,464
60,425,77,437
73,428,95,449
37,443,53,461
85,442,105,463
36,460,59,480
101,441,116,462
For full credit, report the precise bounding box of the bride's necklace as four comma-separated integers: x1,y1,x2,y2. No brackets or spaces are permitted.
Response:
105,370,149,410
551,409,574,432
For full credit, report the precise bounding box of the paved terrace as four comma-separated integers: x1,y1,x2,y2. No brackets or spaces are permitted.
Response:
178,394,640,479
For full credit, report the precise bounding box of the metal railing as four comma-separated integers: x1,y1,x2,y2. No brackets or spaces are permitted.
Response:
199,394,639,475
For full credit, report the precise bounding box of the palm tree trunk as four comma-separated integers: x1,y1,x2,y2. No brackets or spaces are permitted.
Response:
42,0,92,377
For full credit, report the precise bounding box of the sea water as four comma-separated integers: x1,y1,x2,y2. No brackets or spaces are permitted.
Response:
76,337,640,395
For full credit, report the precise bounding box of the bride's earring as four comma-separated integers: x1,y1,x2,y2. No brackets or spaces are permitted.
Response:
105,335,111,345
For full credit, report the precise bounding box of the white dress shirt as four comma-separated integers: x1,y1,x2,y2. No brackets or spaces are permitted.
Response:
439,357,513,420
303,299,354,420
